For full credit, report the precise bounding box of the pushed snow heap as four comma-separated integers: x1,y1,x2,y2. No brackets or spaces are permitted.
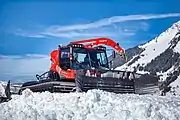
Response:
0,82,6,97
0,89,180,120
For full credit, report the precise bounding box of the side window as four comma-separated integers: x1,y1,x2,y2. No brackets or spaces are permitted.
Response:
97,52,108,66
97,53,101,62
61,52,70,58
100,53,107,64
60,48,70,70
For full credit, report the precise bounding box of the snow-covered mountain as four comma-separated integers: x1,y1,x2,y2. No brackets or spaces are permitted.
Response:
115,20,180,95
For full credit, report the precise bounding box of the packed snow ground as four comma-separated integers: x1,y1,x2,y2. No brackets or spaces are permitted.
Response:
0,89,180,120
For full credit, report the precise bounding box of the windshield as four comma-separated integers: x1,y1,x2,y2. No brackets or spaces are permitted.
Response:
60,47,109,70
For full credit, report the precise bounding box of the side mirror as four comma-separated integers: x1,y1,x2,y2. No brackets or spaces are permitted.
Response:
112,50,116,58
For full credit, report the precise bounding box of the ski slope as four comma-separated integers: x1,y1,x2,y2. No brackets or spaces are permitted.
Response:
0,89,180,120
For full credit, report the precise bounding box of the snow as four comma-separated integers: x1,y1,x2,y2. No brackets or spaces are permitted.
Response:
0,82,6,97
0,89,180,120
157,65,175,82
170,75,180,95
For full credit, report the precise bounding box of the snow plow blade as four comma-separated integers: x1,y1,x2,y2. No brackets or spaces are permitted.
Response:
75,69,159,94
18,70,159,95
134,74,159,94
75,70,135,94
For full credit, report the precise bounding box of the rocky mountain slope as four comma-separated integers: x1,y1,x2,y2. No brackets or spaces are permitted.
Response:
108,45,144,68
114,21,180,95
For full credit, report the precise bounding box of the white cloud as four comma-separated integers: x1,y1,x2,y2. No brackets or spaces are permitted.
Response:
14,29,46,38
19,33,45,38
27,34,46,38
44,13,180,32
0,54,50,82
14,13,180,39
41,31,116,38
15,28,115,39
39,13,180,39
0,54,23,59
25,54,49,58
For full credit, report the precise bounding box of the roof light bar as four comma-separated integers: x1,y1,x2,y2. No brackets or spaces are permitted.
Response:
68,44,84,48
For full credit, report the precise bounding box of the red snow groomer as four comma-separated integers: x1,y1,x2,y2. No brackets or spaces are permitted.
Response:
18,38,159,94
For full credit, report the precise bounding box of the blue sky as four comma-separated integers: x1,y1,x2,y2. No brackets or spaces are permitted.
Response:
0,0,180,82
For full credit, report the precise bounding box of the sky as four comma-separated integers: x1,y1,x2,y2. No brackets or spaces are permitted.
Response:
0,0,180,82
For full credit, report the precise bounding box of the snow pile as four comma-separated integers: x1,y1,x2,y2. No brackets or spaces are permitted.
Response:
0,89,180,120
0,82,6,97
170,76,180,95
